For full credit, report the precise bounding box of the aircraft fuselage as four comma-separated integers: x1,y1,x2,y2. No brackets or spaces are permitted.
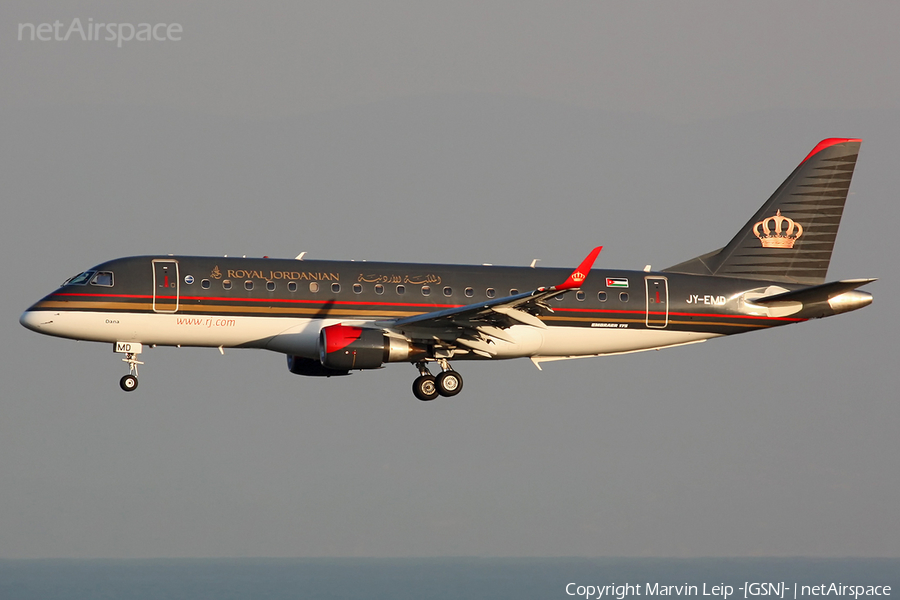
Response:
21,254,871,362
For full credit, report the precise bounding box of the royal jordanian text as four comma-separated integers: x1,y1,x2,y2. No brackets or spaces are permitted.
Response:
565,582,891,600
225,269,339,281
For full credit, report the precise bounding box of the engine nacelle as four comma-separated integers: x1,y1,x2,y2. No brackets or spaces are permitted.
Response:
317,324,426,371
287,355,349,377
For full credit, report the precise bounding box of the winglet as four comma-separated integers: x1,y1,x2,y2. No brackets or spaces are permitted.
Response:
555,246,602,290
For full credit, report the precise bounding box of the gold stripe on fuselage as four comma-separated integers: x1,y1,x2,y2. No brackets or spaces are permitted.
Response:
540,314,774,329
35,300,777,330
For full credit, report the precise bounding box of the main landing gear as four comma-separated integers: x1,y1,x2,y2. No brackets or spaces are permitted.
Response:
412,360,463,401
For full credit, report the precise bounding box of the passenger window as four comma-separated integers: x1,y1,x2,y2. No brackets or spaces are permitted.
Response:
486,288,496,299
465,287,474,298
509,289,518,295
288,282,297,292
396,285,406,295
331,283,341,293
223,280,232,290
353,283,363,294
266,281,276,292
619,292,629,302
90,272,114,287
598,291,607,302
421,286,431,296
309,282,319,293
201,279,211,289
576,290,585,301
443,287,452,297
375,284,384,295
555,294,564,301
245,280,254,291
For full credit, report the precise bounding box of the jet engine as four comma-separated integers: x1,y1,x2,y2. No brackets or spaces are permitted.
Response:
317,324,427,371
287,355,349,377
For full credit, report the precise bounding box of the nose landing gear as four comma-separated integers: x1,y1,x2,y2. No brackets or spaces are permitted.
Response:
119,352,143,392
120,373,138,391
412,360,463,401
114,342,144,392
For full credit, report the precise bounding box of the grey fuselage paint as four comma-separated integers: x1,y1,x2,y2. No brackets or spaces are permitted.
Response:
23,254,867,346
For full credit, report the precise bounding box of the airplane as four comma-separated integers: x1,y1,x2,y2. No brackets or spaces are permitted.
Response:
20,138,874,400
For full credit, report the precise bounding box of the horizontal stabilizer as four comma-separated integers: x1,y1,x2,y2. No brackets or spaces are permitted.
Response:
752,278,876,305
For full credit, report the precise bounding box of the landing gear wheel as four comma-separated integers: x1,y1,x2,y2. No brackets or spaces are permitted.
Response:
413,375,439,401
436,370,463,397
120,374,138,392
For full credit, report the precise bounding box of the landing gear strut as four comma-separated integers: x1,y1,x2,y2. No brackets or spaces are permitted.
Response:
119,352,143,392
412,360,463,401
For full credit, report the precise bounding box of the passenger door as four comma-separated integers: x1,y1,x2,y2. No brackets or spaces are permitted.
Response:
152,259,179,313
645,276,668,328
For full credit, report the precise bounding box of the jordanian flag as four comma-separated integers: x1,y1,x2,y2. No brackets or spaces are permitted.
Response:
606,277,629,288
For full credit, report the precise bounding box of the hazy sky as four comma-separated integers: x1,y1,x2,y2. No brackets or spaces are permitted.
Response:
1,1,898,559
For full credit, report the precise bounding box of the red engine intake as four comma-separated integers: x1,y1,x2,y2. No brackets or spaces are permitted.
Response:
318,325,386,370
317,324,428,371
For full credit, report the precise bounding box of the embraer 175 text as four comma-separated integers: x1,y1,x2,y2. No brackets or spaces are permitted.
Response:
21,139,874,400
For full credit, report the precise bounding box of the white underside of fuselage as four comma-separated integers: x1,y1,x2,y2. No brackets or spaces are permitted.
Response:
20,310,721,361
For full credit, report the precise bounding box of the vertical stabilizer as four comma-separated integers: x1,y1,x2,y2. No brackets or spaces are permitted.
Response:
665,138,861,285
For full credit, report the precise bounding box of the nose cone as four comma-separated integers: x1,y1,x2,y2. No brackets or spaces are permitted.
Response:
20,308,50,333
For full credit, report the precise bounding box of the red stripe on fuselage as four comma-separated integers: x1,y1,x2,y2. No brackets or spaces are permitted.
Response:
55,291,468,310
56,292,153,299
49,292,806,324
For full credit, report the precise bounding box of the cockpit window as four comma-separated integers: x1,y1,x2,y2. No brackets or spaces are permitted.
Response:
90,271,114,287
64,271,95,286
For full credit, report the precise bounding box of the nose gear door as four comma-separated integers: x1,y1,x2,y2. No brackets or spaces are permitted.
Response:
152,259,179,313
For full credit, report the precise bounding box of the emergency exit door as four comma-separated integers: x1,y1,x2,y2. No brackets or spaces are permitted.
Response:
152,259,179,313
645,276,668,328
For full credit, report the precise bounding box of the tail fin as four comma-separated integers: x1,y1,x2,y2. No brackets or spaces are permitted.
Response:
664,138,862,285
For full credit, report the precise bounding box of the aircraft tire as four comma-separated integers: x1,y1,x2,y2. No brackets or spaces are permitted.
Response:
413,375,439,401
436,370,463,397
120,375,138,392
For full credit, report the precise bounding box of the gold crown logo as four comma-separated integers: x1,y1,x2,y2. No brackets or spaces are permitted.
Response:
571,271,586,282
753,210,803,248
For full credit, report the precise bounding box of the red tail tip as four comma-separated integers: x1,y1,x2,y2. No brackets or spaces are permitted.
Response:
801,138,862,164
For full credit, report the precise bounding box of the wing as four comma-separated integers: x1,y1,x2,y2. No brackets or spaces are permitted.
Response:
377,247,602,356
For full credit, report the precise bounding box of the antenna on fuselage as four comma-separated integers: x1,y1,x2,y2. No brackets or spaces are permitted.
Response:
530,259,540,268
295,252,307,261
